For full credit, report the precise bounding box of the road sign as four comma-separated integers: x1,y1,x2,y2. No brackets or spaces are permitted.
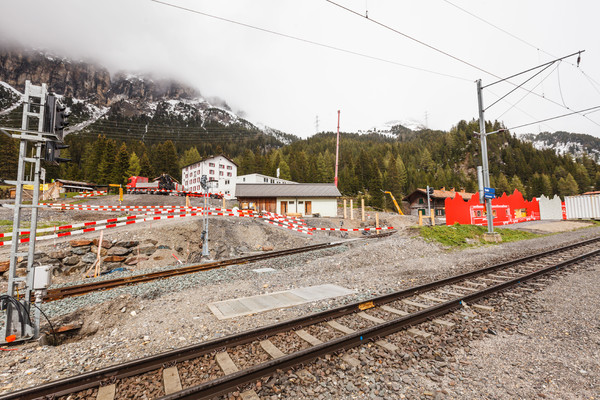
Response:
484,187,495,199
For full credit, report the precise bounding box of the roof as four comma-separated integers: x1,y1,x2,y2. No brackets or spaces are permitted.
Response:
403,188,476,202
181,154,238,170
237,173,297,184
236,183,341,198
56,179,96,187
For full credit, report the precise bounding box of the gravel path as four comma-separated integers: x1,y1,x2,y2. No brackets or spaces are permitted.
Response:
1,219,599,398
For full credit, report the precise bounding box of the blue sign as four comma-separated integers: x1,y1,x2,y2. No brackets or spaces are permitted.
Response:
483,187,495,199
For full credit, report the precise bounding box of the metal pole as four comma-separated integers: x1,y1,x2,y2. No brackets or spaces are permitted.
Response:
426,186,431,217
476,79,494,234
334,110,340,187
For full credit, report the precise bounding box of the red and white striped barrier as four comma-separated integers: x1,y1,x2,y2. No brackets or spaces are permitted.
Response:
264,220,312,235
73,191,107,198
308,226,395,232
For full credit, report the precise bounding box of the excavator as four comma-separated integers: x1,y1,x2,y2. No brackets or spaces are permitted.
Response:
383,191,404,215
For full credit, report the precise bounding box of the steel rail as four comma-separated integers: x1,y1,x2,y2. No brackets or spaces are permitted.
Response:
162,247,600,399
42,237,383,302
3,235,599,400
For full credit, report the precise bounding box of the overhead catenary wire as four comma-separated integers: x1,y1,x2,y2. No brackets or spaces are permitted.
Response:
149,0,471,82
507,105,600,131
325,1,598,130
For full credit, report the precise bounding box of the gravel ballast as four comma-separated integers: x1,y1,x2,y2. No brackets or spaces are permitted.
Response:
0,210,599,398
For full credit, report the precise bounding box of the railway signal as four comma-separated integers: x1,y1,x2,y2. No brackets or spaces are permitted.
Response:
43,94,70,164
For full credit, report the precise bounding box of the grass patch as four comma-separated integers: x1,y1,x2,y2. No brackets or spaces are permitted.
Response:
419,223,540,248
0,220,13,226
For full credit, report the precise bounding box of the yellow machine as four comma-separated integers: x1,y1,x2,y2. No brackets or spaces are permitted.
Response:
384,191,404,215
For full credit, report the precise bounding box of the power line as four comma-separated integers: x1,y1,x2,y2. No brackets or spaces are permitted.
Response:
150,0,470,82
325,0,597,127
325,0,499,79
507,105,600,131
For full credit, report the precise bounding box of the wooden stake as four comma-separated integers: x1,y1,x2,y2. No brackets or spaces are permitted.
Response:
375,212,379,234
431,213,435,226
419,213,423,226
343,199,347,219
361,198,365,222
94,230,103,278
222,197,226,209
185,195,190,208
350,199,354,220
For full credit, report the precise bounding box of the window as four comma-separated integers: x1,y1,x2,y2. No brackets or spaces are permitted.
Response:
219,164,225,169
243,178,246,182
264,178,268,182
225,191,230,194
210,170,215,175
227,172,232,177
225,180,230,185
227,166,232,170
219,171,224,176
298,201,304,204
209,162,215,167
271,179,274,183
418,198,424,204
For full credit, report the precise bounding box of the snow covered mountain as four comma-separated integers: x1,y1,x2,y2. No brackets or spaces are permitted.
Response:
0,46,297,144
520,131,600,162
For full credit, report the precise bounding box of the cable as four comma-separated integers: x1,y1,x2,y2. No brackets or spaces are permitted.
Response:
325,0,498,79
325,1,598,129
150,0,470,82
484,61,555,111
495,63,559,121
507,105,600,130
556,62,568,108
30,302,58,346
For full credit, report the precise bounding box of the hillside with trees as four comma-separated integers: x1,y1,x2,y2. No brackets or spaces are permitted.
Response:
2,118,591,212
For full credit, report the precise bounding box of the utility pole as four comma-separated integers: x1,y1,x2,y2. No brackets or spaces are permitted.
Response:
334,110,340,187
200,175,210,258
476,79,495,236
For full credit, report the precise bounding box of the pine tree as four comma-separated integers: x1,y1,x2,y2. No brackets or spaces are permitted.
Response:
278,160,292,180
510,175,527,198
0,134,18,180
139,152,154,178
112,143,130,185
179,147,202,169
126,152,142,178
558,173,579,196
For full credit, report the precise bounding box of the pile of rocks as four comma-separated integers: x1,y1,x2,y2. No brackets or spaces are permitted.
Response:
4,238,160,279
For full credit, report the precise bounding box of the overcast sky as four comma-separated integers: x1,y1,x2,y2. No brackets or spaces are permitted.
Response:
2,0,600,138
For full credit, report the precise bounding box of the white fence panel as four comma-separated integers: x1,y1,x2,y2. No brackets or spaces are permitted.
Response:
565,195,600,219
538,195,563,220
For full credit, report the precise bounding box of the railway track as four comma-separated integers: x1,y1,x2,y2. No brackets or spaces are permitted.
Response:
43,232,394,302
4,235,599,400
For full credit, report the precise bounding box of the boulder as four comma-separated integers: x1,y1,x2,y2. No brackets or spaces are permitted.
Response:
70,239,93,247
139,244,156,256
72,246,90,255
144,239,158,246
115,240,139,248
63,263,87,275
90,246,108,257
81,252,98,264
103,255,125,263
48,249,71,259
62,256,80,266
92,238,112,249
107,246,130,256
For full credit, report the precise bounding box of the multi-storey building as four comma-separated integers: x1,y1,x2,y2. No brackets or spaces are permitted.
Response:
181,155,237,198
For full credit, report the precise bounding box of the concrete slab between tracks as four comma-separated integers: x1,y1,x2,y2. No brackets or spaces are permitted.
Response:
208,284,357,319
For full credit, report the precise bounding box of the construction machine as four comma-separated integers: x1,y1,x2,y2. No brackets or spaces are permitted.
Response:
383,191,404,215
